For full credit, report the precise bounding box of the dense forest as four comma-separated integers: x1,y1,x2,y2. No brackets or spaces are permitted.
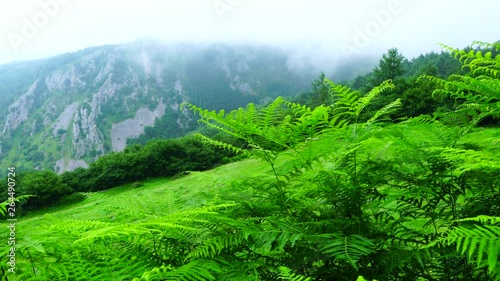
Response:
1,41,500,280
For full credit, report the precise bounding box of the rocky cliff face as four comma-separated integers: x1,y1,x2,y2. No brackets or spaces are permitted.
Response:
111,101,166,151
2,80,39,137
0,41,313,173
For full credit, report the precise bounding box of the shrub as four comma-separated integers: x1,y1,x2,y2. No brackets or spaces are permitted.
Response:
16,170,74,211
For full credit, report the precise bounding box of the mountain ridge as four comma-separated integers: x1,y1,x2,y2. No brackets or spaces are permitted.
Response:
0,41,316,173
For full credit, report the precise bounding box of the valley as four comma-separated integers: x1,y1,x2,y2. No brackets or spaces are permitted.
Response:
0,41,499,280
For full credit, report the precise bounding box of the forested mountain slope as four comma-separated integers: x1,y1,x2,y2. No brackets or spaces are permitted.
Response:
0,41,314,173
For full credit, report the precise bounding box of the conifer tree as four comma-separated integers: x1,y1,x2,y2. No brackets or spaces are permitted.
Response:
371,48,405,85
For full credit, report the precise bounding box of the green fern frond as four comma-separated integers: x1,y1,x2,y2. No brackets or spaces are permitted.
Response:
258,96,287,127
186,231,248,260
161,259,223,281
278,266,312,281
0,195,33,216
325,79,396,132
214,259,264,281
291,104,331,138
132,265,174,281
421,42,500,129
355,80,395,118
431,146,500,175
133,259,222,281
456,215,500,225
73,224,156,245
321,234,375,271
427,215,500,279
470,41,500,52
327,81,360,120
185,97,293,152
194,133,246,154
365,98,402,125
445,224,500,276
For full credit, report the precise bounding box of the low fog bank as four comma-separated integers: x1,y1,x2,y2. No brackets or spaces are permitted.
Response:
0,38,470,84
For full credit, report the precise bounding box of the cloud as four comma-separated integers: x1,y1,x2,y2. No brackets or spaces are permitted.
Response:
0,0,499,65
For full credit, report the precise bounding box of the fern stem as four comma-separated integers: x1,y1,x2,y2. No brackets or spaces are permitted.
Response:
424,196,439,238
27,249,37,277
260,148,286,205
292,146,313,171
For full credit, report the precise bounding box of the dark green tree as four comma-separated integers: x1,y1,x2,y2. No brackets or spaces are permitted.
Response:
359,48,407,120
293,73,331,108
371,48,405,85
16,170,73,211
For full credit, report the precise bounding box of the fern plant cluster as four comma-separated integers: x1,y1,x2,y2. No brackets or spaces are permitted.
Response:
2,42,500,281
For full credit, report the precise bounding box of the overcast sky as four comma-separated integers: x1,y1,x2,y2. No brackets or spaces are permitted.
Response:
0,0,499,66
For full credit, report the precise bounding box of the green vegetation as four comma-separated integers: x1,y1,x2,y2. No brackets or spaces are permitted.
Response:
59,135,239,193
4,170,73,213
1,41,500,280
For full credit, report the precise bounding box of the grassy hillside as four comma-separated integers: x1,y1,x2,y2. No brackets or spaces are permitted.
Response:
7,126,349,225
16,157,267,223
7,125,500,223
0,154,298,279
